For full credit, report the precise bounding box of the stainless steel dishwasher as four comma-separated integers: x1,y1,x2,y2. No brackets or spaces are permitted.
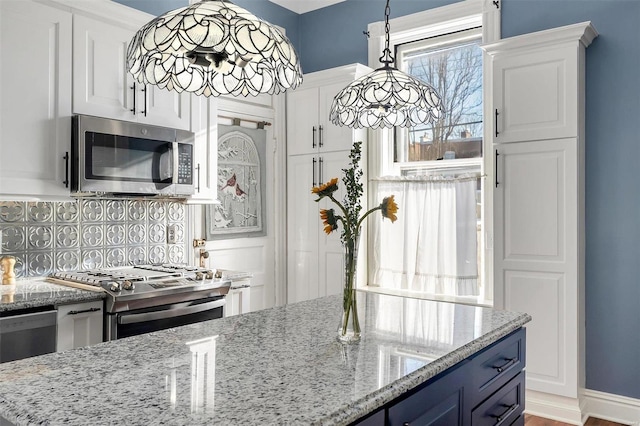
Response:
0,307,57,363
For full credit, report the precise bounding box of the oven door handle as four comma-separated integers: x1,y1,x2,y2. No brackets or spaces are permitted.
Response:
118,299,226,325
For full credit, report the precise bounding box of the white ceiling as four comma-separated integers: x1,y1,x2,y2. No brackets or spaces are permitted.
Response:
267,0,347,14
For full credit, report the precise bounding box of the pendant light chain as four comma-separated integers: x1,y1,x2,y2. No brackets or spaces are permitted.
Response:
379,0,394,65
329,0,444,128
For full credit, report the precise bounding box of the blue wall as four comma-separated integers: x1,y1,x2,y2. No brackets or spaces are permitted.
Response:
116,0,640,400
501,0,640,403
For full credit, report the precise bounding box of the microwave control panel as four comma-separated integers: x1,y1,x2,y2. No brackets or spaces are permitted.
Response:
177,144,193,185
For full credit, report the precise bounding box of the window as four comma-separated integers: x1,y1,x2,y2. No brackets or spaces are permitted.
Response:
366,1,499,305
395,28,483,164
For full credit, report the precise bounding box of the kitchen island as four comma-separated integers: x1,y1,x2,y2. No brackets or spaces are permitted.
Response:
0,292,530,425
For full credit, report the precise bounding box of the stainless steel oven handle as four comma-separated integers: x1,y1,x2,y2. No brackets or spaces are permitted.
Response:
118,299,226,325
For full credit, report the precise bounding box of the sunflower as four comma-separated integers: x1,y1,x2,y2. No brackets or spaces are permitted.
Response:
311,178,339,200
320,209,339,234
380,195,398,222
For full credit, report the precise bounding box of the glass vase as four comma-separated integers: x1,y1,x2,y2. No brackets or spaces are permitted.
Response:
338,234,361,343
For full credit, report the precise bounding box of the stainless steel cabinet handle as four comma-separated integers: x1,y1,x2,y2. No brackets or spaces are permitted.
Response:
495,108,499,137
312,126,317,148
130,83,136,114
319,125,324,147
319,157,323,184
68,307,101,315
63,152,69,188
118,299,226,325
312,157,317,187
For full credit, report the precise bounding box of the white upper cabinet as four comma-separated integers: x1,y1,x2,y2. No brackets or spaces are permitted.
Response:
186,95,219,203
0,1,72,199
485,24,596,144
287,64,371,157
72,14,190,130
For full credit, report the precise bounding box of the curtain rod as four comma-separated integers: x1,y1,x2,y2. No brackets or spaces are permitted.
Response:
372,173,485,183
218,115,272,129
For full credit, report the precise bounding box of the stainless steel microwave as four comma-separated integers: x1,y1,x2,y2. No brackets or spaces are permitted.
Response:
71,115,194,197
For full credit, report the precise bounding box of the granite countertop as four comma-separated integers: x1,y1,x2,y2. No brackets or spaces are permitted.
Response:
0,292,530,426
216,269,252,289
0,279,105,312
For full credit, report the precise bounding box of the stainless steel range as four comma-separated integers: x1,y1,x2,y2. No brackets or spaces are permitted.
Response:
49,264,231,341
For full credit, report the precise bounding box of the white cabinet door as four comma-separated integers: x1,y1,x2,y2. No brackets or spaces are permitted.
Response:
73,15,190,130
139,85,190,130
287,154,320,303
492,45,578,144
0,1,72,198
494,138,579,398
318,82,358,154
73,14,133,122
317,151,351,298
187,96,219,203
286,87,319,156
286,150,350,303
286,82,359,157
57,301,104,351
224,285,251,317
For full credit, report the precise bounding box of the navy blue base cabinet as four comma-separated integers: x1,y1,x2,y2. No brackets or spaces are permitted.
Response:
352,328,526,426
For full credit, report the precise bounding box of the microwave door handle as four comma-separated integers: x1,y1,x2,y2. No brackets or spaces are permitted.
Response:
172,141,179,184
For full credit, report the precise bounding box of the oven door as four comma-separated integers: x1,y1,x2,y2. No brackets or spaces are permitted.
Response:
108,296,225,340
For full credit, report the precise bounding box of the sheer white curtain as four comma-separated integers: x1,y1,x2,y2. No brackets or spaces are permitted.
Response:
370,176,479,296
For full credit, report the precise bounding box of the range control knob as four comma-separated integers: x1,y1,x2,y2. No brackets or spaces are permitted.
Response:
195,271,204,281
122,280,135,291
109,281,121,292
205,270,214,280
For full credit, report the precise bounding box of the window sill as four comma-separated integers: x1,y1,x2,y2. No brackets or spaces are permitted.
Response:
358,285,493,308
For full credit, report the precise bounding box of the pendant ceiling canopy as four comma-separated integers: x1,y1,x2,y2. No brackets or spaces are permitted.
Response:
127,0,303,97
329,0,443,129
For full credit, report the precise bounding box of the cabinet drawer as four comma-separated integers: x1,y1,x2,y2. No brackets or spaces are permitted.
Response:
387,363,467,426
352,409,384,426
471,371,524,426
510,414,524,426
472,328,525,406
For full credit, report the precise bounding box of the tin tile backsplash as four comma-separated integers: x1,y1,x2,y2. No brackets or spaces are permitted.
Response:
0,199,186,278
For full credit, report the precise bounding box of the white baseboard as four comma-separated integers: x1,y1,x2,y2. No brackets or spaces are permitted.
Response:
525,390,583,425
526,389,640,425
582,389,640,426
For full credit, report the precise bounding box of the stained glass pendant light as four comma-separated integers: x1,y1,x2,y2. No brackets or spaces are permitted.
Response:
329,0,443,128
127,0,303,97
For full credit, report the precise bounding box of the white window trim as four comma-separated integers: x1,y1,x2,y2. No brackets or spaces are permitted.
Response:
365,0,501,305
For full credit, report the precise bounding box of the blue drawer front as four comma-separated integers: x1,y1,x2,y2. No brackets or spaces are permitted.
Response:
472,328,526,407
471,371,525,426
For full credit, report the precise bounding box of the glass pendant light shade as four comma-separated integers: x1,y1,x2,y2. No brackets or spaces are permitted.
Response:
329,0,442,128
127,0,303,97
330,65,442,129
